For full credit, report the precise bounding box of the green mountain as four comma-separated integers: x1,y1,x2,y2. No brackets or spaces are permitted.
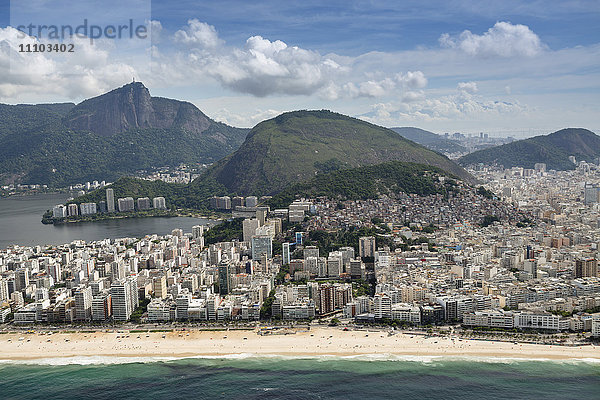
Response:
391,127,466,154
0,82,248,186
194,110,472,196
267,161,458,208
0,103,75,140
458,128,600,170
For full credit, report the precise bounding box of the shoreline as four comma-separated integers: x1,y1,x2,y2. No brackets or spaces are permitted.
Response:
41,210,225,226
1,327,598,362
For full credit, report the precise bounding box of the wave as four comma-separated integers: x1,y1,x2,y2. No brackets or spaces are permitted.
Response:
0,353,599,366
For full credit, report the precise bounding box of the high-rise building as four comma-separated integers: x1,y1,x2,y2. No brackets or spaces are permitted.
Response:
136,197,152,210
282,243,291,265
245,196,258,208
256,209,267,225
304,246,319,259
251,235,272,260
218,265,234,295
52,205,67,218
327,256,342,277
350,259,365,280
15,268,29,292
523,259,538,278
373,293,392,319
243,219,260,242
106,188,115,212
317,285,335,314
67,203,79,217
153,197,166,209
91,292,112,321
111,277,138,321
0,279,9,303
74,286,93,321
575,258,598,278
232,196,244,207
80,202,97,215
118,197,135,212
153,275,167,299
192,225,204,239
359,236,376,258
176,290,191,320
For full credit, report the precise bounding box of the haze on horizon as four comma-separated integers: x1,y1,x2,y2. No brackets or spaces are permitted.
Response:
0,0,598,138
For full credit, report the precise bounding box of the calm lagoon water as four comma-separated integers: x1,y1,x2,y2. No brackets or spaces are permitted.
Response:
0,193,215,249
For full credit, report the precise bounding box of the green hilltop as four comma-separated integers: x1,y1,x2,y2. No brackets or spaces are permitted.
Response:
459,128,600,170
196,110,472,196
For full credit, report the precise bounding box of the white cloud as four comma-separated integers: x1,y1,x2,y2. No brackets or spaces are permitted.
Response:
0,26,138,101
439,21,544,57
158,22,426,99
148,20,163,44
174,19,223,48
360,91,527,127
211,107,282,127
457,81,478,94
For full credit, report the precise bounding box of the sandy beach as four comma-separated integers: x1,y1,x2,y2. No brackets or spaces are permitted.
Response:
0,327,598,361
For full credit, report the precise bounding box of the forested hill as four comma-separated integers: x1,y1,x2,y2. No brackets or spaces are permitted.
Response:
266,161,458,208
195,110,473,196
0,82,248,187
459,128,600,170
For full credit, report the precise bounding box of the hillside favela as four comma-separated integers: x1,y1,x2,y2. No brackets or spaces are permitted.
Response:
1,1,599,399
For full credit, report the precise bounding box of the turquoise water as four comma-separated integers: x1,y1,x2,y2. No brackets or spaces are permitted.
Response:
0,356,598,399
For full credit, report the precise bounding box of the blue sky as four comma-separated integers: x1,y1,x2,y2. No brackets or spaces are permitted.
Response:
1,0,599,136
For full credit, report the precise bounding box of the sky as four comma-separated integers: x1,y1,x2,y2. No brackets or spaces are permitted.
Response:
0,0,599,136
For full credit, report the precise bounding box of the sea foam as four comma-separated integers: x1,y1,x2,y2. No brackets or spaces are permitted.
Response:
0,353,598,366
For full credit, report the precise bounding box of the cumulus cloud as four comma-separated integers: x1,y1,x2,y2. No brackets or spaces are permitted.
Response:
457,81,478,94
174,19,223,48
0,26,138,101
439,21,544,57
159,22,426,99
148,20,163,43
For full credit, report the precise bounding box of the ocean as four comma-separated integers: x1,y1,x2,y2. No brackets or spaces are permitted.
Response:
0,355,598,399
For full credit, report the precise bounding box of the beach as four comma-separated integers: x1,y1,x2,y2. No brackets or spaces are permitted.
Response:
1,327,598,361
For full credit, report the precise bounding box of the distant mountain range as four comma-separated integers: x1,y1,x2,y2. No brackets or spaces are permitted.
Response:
391,127,467,154
193,110,473,196
0,82,248,186
458,128,600,170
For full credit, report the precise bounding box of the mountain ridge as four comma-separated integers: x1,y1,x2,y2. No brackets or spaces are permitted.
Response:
0,82,249,186
458,128,599,170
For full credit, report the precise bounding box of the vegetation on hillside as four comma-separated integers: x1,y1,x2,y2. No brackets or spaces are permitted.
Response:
204,218,244,245
0,84,248,186
459,128,599,170
205,110,473,196
267,161,457,208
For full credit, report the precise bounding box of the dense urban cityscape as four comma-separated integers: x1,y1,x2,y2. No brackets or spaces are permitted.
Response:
2,162,599,343
1,1,599,397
